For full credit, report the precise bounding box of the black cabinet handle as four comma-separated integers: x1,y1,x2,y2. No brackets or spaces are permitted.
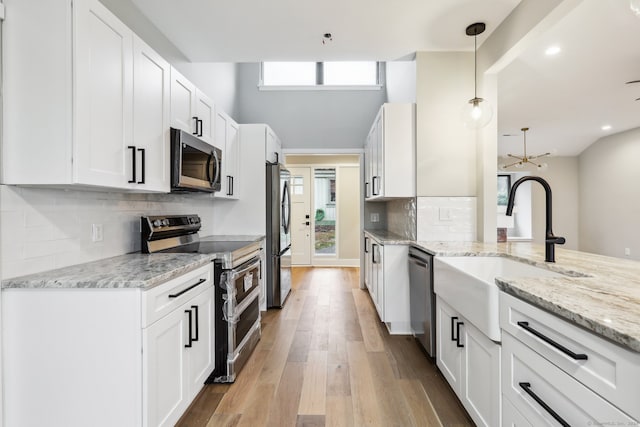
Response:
365,182,369,198
191,305,199,342
168,278,207,299
364,236,369,253
192,117,198,135
185,309,193,348
227,176,232,196
231,176,234,195
456,321,464,348
519,382,570,427
371,243,378,264
197,119,203,137
275,152,279,164
372,176,378,196
128,146,136,183
137,148,145,184
517,321,588,360
451,316,458,341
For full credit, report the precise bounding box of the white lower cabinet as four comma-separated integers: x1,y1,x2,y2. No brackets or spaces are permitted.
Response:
2,263,214,427
436,296,501,427
362,232,410,334
500,291,640,425
144,283,213,426
502,396,533,427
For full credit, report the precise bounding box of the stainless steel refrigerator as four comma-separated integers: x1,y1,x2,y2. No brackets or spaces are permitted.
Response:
266,163,292,308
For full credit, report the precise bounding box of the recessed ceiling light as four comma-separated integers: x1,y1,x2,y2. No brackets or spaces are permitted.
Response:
545,46,561,56
601,125,612,131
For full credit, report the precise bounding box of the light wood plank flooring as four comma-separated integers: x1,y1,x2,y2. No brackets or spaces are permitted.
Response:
177,267,473,427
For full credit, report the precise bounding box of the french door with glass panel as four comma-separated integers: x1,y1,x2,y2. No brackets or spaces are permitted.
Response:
289,167,312,265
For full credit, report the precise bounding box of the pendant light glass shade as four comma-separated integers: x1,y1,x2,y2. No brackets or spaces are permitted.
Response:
631,0,640,16
462,22,492,129
461,97,493,129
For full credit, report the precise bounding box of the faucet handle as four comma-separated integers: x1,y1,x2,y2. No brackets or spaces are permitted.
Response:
548,236,566,245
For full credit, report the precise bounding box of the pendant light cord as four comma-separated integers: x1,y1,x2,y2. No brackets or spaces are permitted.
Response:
474,32,478,99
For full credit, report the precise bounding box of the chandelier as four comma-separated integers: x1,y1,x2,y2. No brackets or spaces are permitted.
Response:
500,127,550,169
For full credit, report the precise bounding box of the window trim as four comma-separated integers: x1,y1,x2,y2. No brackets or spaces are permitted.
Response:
258,61,383,91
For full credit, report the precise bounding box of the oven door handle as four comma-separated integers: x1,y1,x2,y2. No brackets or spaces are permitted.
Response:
227,258,262,281
230,286,261,319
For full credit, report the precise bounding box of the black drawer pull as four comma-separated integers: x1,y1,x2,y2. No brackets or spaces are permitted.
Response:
191,305,199,342
168,278,207,299
128,146,136,183
185,309,193,348
456,321,464,347
519,382,570,427
137,148,145,184
517,321,588,360
451,316,458,341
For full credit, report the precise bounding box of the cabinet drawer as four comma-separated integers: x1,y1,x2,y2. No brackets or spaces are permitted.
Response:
500,292,640,420
142,264,213,327
503,332,637,425
502,396,533,427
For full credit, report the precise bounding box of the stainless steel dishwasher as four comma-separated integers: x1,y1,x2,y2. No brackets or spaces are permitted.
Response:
409,246,436,357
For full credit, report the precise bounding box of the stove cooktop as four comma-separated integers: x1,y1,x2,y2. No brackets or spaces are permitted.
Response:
159,240,257,255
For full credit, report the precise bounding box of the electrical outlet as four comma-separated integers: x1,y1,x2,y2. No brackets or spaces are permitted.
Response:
624,248,631,256
91,224,103,242
371,213,380,223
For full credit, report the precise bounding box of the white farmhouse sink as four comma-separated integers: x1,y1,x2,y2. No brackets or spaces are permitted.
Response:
434,256,565,341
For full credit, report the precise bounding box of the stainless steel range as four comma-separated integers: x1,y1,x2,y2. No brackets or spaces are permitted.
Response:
141,214,263,383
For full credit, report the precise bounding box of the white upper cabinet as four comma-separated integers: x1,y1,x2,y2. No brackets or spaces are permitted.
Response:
265,126,282,164
131,35,170,192
2,0,168,192
215,109,241,199
364,103,416,200
170,67,215,146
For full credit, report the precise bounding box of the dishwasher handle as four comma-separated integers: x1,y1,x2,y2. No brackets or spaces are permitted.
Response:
408,252,429,268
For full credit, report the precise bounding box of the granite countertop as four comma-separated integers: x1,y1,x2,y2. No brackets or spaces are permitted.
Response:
415,241,640,353
1,253,216,290
364,229,413,244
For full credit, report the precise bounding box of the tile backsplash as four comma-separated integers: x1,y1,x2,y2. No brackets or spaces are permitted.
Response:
417,197,476,241
0,185,215,279
386,198,416,240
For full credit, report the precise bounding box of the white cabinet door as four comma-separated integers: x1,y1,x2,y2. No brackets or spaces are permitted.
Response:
437,297,463,392
363,234,371,289
462,319,501,427
132,35,170,192
374,111,384,197
74,0,132,188
185,289,214,401
370,241,384,319
265,127,282,164
195,90,215,145
143,305,189,427
226,119,240,198
170,67,197,135
215,110,240,199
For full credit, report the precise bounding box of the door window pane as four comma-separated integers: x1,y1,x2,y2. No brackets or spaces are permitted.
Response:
314,168,336,255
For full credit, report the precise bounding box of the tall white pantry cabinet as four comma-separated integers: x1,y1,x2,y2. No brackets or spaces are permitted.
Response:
2,0,170,192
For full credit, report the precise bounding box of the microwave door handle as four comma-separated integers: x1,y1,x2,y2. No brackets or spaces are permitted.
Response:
205,153,212,183
212,149,220,186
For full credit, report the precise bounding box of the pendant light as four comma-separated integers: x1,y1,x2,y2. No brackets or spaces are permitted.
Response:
461,22,493,129
500,127,550,170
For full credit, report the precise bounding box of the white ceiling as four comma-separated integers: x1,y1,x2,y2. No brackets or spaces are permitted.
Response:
130,0,521,61
498,0,640,157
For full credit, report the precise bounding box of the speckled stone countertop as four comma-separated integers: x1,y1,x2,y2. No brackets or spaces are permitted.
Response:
414,241,640,353
364,229,412,244
1,253,216,290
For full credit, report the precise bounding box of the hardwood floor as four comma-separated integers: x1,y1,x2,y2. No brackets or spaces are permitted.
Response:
177,267,473,427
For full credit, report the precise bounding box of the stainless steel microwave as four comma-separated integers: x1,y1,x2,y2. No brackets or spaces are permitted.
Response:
171,128,222,193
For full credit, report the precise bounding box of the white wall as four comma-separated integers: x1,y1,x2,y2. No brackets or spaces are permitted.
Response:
0,186,217,279
579,128,640,260
415,52,476,197
236,63,386,150
385,60,416,104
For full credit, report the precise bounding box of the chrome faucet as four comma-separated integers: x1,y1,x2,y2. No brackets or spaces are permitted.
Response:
506,176,565,262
